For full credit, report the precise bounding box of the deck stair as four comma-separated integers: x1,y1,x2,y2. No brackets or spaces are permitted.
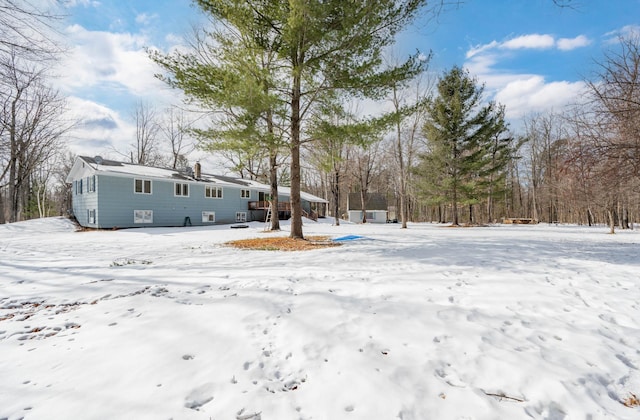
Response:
264,203,272,231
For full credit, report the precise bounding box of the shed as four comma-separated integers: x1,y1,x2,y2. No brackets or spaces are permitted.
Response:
347,192,389,223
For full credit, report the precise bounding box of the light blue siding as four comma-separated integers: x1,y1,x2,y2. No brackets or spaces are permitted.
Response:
71,175,99,227
73,175,259,228
68,156,327,229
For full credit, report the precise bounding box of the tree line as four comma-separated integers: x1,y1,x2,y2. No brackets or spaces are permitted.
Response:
0,1,197,223
1,0,638,235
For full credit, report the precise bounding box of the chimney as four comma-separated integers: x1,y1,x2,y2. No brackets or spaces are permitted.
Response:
194,161,201,179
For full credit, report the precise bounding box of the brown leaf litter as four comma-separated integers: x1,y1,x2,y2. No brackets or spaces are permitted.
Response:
226,236,340,251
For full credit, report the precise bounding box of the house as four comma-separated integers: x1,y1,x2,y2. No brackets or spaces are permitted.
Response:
65,156,327,229
346,192,390,223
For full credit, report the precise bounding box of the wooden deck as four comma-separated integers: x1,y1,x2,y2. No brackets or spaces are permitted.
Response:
248,201,291,211
248,201,318,221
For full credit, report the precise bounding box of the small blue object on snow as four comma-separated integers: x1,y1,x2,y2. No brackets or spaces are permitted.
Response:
333,235,367,242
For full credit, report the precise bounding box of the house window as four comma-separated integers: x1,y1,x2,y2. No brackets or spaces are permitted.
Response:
365,211,376,219
175,182,189,197
202,211,215,223
78,178,83,194
236,212,247,222
241,189,250,199
134,210,153,224
87,209,96,224
88,175,96,193
134,179,152,194
205,186,223,199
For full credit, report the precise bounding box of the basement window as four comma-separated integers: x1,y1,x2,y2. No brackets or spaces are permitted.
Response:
134,210,153,224
236,212,246,222
202,211,215,223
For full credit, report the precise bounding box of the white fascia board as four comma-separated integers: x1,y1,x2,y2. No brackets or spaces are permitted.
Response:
65,157,97,183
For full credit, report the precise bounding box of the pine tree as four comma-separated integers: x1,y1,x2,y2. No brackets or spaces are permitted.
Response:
417,66,507,225
152,0,429,238
150,1,288,230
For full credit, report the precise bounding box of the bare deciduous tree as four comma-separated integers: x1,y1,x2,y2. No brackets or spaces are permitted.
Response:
131,101,161,166
389,75,431,228
0,52,70,222
160,106,194,169
0,0,63,63
353,140,383,223
587,33,640,181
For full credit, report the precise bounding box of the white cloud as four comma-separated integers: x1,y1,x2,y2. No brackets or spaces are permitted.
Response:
464,52,498,76
557,35,591,51
67,0,100,6
502,34,555,50
467,33,591,57
135,13,157,26
58,24,173,98
461,32,592,122
494,76,586,119
64,97,135,158
466,40,499,59
604,25,640,44
164,33,184,46
54,25,191,159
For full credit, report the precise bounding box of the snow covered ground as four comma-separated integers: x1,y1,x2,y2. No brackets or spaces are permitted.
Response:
0,217,639,420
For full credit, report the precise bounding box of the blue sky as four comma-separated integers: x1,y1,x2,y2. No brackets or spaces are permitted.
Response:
57,0,640,158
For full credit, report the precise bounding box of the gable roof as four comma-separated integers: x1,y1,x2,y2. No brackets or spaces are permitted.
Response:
348,192,388,211
66,156,327,203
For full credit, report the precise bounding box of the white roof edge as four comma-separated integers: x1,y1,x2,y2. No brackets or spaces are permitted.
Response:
67,156,328,202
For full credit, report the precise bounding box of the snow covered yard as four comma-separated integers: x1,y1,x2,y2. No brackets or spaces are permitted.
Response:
0,217,639,420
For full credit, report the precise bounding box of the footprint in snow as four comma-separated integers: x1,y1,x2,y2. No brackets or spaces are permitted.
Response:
184,383,215,410
236,408,262,419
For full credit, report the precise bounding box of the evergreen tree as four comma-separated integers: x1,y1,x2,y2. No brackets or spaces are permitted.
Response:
417,66,507,225
152,0,429,238
150,2,288,230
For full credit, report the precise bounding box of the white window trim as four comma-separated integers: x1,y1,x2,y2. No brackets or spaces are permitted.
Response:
134,178,152,195
87,209,96,224
205,185,223,199
202,211,216,223
236,212,247,222
134,210,153,224
175,182,190,197
88,175,96,193
241,189,250,199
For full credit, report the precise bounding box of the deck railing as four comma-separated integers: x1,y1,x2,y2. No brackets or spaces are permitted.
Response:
248,201,292,211
249,201,318,221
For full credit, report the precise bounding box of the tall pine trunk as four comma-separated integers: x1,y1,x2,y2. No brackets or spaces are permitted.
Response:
332,168,340,226
269,150,280,231
360,189,368,223
289,65,303,239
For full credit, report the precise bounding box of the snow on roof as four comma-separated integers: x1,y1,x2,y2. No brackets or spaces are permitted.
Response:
78,156,328,202
276,185,328,203
80,156,259,188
